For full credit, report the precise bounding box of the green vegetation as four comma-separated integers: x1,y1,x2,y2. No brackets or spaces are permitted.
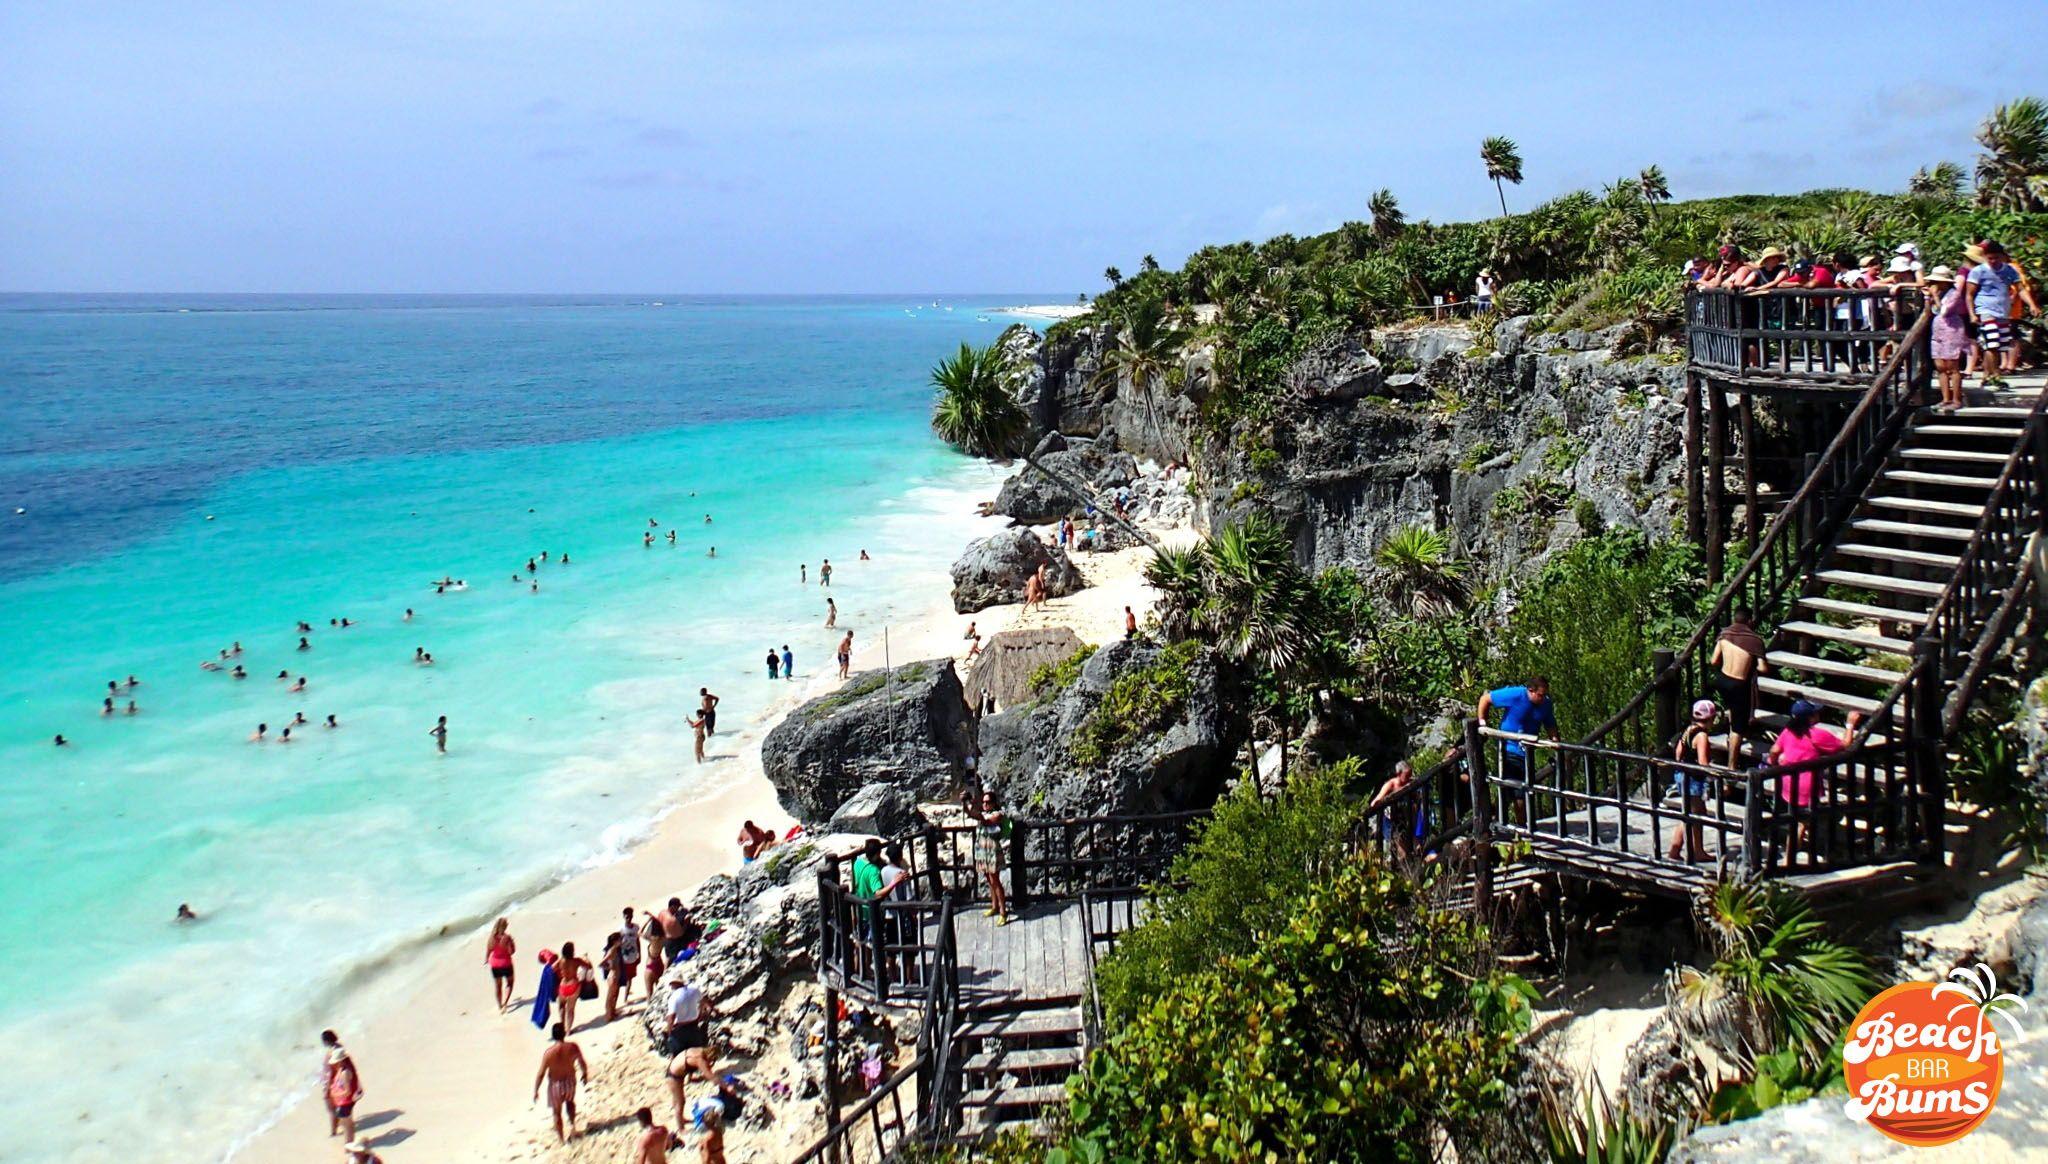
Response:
1542,436,1587,474
760,841,815,883
1950,691,2046,859
1066,769,1537,1162
1070,641,1202,767
1373,525,1469,618
1028,644,1098,699
801,663,927,719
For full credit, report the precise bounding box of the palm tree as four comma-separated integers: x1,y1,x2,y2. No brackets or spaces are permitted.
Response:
1143,544,1206,640
1197,512,1316,780
1674,881,1879,1069
1093,298,1187,392
1908,160,1966,203
1368,188,1405,241
1372,526,1469,618
1140,254,1160,273
1104,265,1124,288
1481,135,1525,216
930,341,1157,549
1335,220,1374,262
1974,98,2048,211
1637,165,1670,212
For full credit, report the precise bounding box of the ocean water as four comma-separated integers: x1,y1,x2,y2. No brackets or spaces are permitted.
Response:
0,294,1037,1162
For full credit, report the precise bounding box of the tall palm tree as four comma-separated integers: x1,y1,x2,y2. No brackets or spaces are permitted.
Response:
1974,98,2048,211
1140,254,1161,273
1368,188,1405,241
1372,526,1469,618
1143,544,1206,639
1908,160,1966,203
1104,265,1125,288
1637,165,1670,212
1197,512,1316,780
929,342,1157,549
1092,298,1187,393
1481,135,1525,217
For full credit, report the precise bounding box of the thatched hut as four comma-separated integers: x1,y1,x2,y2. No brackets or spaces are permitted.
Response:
963,627,1086,713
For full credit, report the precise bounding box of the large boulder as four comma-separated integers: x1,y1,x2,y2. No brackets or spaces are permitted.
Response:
992,437,1141,524
949,528,1087,613
762,659,972,825
828,782,919,837
975,638,1235,819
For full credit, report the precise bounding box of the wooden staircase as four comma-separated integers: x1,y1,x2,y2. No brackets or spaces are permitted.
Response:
953,1002,1087,1144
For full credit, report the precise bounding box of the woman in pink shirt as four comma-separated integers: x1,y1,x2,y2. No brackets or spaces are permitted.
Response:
1767,699,1858,862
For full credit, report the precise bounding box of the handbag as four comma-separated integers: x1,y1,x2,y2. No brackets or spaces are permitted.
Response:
578,970,598,1001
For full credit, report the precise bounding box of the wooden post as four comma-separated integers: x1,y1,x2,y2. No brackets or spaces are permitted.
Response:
922,829,942,901
1740,393,1760,549
1465,717,1493,917
1008,820,1031,911
1913,636,1948,869
1684,372,1704,543
822,984,842,1136
1742,772,1765,875
1707,383,1728,584
1653,648,1680,751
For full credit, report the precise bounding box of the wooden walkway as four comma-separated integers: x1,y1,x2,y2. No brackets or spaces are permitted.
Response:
952,901,1090,1007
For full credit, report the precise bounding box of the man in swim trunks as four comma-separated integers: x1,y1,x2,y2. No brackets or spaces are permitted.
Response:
699,688,719,735
837,632,853,679
766,649,779,680
532,1022,587,1142
659,898,703,963
819,559,832,587
631,1107,674,1164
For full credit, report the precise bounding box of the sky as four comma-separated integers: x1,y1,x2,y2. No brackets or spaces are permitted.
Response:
2,2,2045,294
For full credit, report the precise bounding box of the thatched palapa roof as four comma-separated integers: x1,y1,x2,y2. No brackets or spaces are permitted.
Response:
964,627,1085,713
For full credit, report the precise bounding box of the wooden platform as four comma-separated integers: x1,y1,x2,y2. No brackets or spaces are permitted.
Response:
952,902,1090,1008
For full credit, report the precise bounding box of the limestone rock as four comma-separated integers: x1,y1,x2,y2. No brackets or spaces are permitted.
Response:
828,782,920,837
992,438,1140,524
949,527,1086,613
762,659,972,825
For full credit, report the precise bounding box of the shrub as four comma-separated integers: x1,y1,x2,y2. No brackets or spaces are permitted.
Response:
1028,644,1099,699
1070,641,1202,767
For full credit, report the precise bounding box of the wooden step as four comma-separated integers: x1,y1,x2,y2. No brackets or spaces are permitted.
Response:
956,1111,1048,1142
1756,677,1881,715
1813,569,1946,598
1912,424,2025,438
960,1083,1070,1110
1778,621,1915,655
1832,543,1963,570
1866,495,1985,518
958,1010,1084,1042
1766,650,1907,686
1797,596,1930,625
1847,518,1975,542
1953,406,2032,418
1882,469,1999,489
1897,447,2011,465
964,1047,1084,1075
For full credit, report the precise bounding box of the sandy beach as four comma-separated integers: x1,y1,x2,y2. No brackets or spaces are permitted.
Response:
995,304,1093,321
234,498,1181,1164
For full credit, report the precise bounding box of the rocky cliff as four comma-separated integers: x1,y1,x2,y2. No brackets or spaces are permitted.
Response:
761,659,973,825
1007,316,1688,577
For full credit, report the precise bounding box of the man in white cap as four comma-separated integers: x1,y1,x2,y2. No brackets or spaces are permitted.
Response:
343,1140,385,1164
664,967,708,1055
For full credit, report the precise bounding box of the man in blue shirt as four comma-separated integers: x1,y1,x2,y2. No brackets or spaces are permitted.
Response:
1476,678,1560,820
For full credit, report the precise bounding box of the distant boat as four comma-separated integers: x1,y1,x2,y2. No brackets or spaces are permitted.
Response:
976,314,990,322
943,306,953,312
651,301,665,307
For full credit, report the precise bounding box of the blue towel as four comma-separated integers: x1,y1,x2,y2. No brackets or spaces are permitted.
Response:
530,962,558,1030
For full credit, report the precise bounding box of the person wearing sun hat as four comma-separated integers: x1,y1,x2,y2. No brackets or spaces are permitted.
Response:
1666,698,1719,862
343,1140,385,1164
1745,245,1792,293
1927,265,1970,409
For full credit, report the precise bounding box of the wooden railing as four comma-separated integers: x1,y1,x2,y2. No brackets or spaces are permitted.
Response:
1589,306,1935,758
1686,287,1931,386
1347,751,1473,865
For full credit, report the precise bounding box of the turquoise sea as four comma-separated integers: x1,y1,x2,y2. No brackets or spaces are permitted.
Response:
0,294,1037,1162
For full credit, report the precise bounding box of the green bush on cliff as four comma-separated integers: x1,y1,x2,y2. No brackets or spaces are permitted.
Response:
1028,644,1097,699
1070,851,1537,1163
1069,641,1201,767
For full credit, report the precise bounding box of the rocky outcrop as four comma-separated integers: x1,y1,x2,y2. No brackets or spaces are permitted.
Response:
950,527,1087,613
762,660,971,825
827,782,920,837
993,434,1141,523
975,638,1236,819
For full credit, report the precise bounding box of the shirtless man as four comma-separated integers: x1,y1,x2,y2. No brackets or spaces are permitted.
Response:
819,559,832,587
428,715,448,753
698,688,719,736
1708,609,1768,768
837,632,854,679
532,1022,588,1142
631,1107,673,1164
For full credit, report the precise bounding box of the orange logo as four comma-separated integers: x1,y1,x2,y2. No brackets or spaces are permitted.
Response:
1841,964,2026,1147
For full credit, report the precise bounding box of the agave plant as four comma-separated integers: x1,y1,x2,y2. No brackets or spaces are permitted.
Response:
930,342,1156,549
1373,525,1470,618
1538,1085,1677,1164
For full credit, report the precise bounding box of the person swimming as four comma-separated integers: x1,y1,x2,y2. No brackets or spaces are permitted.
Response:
707,546,716,557
124,675,140,689
53,734,67,746
251,723,268,742
230,665,247,679
289,677,307,693
230,642,243,656
298,637,311,651
101,697,115,716
292,712,309,727
175,903,198,922
527,558,537,573
325,714,339,728
277,670,290,681
859,549,870,561
414,648,426,662
340,618,353,628
404,608,414,621
644,532,655,547
560,553,570,564
125,700,138,715
296,622,312,634
279,727,294,743
666,530,677,543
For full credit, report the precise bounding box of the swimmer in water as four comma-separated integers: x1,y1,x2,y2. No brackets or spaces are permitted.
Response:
513,574,522,583
341,618,352,628
102,697,115,716
527,558,537,574
298,637,311,651
325,714,339,728
330,618,339,627
707,546,716,557
421,652,435,665
231,665,247,679
231,642,244,656
541,551,549,562
125,675,140,689
292,712,308,727
296,622,312,634
561,553,570,565
415,648,426,663
125,700,138,715
404,608,414,621
200,660,221,671
824,597,836,628
531,580,538,593
800,564,806,584
429,715,448,753
704,514,712,524
251,723,268,742
666,530,676,544
176,904,197,922
279,727,294,743
290,677,307,693
108,680,119,698
820,559,832,587
436,583,446,594
649,518,659,528
53,734,67,747
644,532,655,547
860,549,870,561
277,670,290,681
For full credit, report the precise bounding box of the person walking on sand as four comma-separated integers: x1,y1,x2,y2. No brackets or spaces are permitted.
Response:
824,596,836,628
428,715,448,753
320,1030,363,1143
688,710,709,763
532,1021,588,1143
765,649,779,680
781,645,794,680
819,559,832,587
632,1107,674,1164
600,933,629,1023
699,688,719,736
555,940,589,1034
641,909,668,997
485,918,517,1012
615,907,641,1007
837,632,853,679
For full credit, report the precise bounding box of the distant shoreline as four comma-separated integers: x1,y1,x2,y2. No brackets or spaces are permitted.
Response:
996,303,1093,321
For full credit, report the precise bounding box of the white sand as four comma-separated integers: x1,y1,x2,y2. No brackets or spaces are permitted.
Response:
234,515,1181,1163
994,304,1093,321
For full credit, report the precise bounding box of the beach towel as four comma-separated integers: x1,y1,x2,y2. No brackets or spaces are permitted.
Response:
530,962,559,1029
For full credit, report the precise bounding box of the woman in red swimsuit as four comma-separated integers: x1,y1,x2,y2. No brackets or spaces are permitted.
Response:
485,918,517,1012
556,941,588,1034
